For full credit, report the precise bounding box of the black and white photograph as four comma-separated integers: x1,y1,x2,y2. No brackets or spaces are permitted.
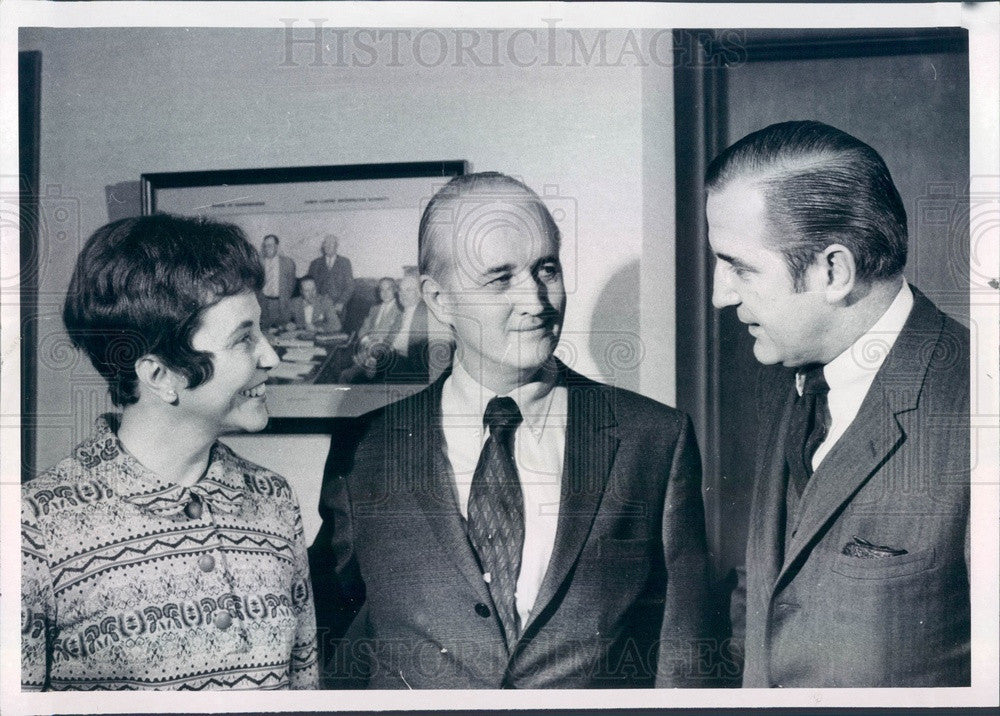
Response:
144,162,464,422
1,2,997,714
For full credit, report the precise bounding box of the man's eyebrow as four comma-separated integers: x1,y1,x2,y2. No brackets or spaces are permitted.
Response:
482,262,516,276
714,252,753,270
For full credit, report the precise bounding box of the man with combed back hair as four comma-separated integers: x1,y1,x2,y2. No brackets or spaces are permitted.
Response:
707,121,970,687
310,171,711,688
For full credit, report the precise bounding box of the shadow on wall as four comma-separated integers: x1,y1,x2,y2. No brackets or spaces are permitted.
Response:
568,259,643,391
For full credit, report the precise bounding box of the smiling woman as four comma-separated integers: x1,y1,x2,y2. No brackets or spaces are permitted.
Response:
20,214,318,690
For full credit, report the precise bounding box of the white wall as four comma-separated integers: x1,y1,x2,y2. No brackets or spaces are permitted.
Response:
21,27,675,542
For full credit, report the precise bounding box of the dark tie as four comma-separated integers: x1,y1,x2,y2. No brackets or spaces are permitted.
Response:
467,396,525,646
785,364,831,495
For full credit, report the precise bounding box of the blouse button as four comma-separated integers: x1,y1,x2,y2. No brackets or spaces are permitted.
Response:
198,555,215,572
213,612,233,630
185,497,203,519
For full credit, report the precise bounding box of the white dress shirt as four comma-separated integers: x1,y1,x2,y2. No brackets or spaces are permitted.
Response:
804,282,914,470
262,256,280,297
440,361,567,627
391,305,418,355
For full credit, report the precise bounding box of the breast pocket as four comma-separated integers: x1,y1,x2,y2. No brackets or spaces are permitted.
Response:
830,546,936,579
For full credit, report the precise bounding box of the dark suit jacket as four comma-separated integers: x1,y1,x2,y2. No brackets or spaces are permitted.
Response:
308,255,354,307
356,300,403,341
309,363,711,688
291,294,342,333
257,254,296,326
732,286,970,687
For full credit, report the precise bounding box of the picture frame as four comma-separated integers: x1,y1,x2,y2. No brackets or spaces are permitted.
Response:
142,160,466,432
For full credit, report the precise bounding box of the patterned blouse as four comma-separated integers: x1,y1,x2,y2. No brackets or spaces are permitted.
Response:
21,416,319,690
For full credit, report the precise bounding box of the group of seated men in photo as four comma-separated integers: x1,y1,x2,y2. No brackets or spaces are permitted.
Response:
257,232,448,384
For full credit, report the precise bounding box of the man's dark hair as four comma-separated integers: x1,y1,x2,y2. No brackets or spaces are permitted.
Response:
64,213,264,406
263,233,279,245
706,120,908,288
418,171,560,282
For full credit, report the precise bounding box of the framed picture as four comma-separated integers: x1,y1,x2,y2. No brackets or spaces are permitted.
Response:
142,160,465,431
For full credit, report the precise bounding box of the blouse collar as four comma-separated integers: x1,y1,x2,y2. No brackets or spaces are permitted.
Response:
77,414,247,517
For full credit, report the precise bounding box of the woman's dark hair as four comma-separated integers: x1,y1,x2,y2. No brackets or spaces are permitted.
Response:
63,214,264,406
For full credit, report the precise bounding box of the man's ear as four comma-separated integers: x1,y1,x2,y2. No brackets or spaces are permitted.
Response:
134,355,183,405
820,243,857,303
421,274,454,327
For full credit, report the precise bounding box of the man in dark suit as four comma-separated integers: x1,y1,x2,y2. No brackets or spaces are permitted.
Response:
308,234,355,318
258,233,297,330
290,276,342,333
707,121,969,687
310,172,710,688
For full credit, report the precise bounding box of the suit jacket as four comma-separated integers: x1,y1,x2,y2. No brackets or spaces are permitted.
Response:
309,363,711,688
257,255,296,326
732,286,970,687
356,300,403,341
291,294,342,333
308,255,355,307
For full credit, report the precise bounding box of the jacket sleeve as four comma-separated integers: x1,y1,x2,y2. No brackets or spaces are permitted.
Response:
308,421,369,688
655,414,711,687
333,258,355,307
21,494,54,691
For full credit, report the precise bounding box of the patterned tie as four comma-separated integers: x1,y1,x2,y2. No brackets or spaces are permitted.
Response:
785,364,831,495
467,396,525,646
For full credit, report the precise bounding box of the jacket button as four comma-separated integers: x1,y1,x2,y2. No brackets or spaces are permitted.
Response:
474,603,491,618
185,498,203,519
213,612,233,630
198,555,215,572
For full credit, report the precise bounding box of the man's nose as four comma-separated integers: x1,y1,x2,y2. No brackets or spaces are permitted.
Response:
711,263,739,309
512,273,548,314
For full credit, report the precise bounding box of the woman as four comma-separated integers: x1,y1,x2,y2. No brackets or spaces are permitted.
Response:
21,214,318,690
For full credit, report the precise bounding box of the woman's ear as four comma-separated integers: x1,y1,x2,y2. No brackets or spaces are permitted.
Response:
134,355,182,405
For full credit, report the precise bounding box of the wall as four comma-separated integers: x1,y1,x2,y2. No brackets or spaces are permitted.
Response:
726,50,970,324
20,27,676,542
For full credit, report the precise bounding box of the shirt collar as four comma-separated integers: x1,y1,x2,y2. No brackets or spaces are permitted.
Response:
443,360,559,440
798,281,913,395
79,414,247,516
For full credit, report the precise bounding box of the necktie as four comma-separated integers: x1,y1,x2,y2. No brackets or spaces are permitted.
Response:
467,396,525,646
785,364,831,495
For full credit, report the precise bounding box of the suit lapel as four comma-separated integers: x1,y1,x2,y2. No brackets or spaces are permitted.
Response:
399,376,496,606
751,386,796,593
777,287,943,584
522,369,619,635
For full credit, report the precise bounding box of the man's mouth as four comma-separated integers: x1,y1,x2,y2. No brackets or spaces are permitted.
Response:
239,382,267,399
